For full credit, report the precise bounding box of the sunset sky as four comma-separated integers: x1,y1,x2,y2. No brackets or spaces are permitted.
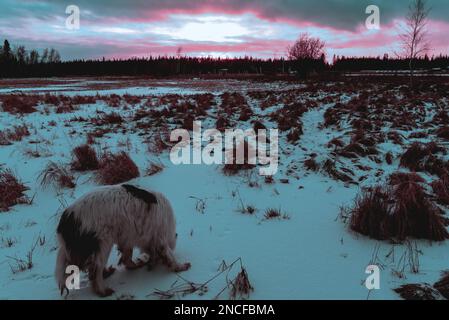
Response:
1,0,448,60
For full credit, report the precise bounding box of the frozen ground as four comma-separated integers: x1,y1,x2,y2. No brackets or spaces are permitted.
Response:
0,78,448,300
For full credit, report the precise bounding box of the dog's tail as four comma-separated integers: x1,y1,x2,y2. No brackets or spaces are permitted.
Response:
55,235,70,297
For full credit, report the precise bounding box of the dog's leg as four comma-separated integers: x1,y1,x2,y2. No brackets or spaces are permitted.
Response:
103,266,116,279
90,242,114,297
118,247,144,270
160,246,191,273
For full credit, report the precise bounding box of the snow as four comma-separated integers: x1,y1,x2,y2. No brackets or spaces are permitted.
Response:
0,78,448,300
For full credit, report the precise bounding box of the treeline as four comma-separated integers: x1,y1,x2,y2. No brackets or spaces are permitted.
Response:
0,40,61,77
333,54,449,72
1,39,449,78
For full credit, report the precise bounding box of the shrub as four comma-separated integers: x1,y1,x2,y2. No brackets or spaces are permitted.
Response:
0,169,29,212
97,151,139,185
71,144,100,171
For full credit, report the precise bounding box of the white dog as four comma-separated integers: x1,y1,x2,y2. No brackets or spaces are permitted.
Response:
55,184,190,297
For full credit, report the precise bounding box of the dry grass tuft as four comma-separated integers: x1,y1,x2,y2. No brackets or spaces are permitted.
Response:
349,176,449,241
39,161,75,189
394,284,441,300
0,94,39,114
97,151,139,185
230,267,254,299
146,161,164,176
0,169,29,212
434,271,449,299
222,141,256,176
71,144,100,171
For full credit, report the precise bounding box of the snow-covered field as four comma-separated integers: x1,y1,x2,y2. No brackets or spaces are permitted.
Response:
0,78,448,300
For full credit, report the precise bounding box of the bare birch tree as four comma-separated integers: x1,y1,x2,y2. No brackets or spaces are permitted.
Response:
400,0,430,87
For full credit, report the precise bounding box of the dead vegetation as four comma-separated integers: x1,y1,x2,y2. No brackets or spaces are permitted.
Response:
349,173,449,241
38,161,75,189
0,94,39,114
7,240,38,274
146,161,164,176
263,208,290,220
434,271,449,299
71,144,100,171
149,257,253,300
97,151,140,185
395,270,449,300
399,142,446,174
394,283,441,300
0,169,29,212
222,140,256,176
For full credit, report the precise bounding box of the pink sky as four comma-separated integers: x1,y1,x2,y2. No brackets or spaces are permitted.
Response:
1,0,448,60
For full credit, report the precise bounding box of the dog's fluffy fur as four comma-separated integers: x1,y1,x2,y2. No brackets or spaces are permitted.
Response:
55,184,190,297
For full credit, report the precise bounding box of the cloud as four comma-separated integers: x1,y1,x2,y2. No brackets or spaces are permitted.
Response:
0,0,448,59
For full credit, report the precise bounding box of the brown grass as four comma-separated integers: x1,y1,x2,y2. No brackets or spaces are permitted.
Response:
287,127,302,143
263,208,290,220
0,169,29,212
222,140,256,176
229,267,254,299
0,94,39,114
431,177,449,206
38,161,75,189
97,151,140,185
436,127,449,140
350,176,449,241
349,187,391,240
0,124,30,145
400,142,444,172
146,161,164,176
304,157,319,171
434,271,449,299
71,144,100,171
394,284,440,300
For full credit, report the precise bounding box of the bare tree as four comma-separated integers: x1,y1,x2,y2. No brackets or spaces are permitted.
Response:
400,0,430,86
288,33,325,60
287,33,326,78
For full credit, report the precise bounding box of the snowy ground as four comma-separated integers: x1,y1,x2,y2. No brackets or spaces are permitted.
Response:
0,78,448,300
